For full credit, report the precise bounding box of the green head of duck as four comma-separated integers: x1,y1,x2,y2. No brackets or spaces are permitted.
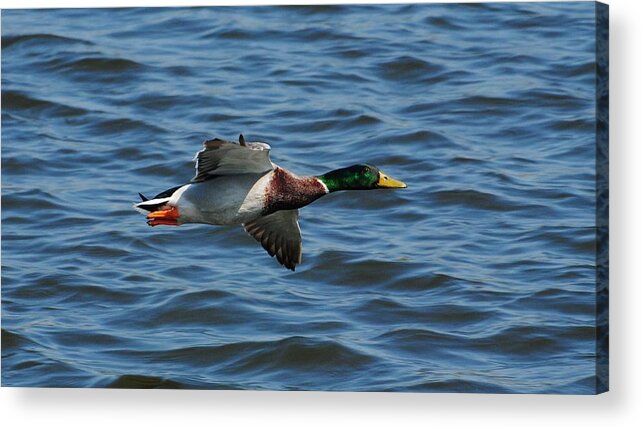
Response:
317,164,407,192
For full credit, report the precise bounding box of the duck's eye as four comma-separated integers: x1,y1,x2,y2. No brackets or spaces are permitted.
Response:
383,176,388,180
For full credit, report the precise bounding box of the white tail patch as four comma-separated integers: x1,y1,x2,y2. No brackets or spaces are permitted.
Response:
132,197,171,214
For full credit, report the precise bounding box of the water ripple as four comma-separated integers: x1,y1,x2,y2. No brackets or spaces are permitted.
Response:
379,55,445,82
2,33,93,48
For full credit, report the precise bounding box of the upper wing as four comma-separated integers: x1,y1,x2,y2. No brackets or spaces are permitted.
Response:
243,210,303,271
191,135,274,182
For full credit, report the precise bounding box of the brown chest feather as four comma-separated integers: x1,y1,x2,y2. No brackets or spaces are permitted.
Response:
264,168,327,214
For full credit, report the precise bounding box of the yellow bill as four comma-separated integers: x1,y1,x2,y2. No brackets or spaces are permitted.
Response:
377,170,407,188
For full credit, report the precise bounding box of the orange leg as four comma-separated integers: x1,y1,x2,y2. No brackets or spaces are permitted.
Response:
146,206,180,227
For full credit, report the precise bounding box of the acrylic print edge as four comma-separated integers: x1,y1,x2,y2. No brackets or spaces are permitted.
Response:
595,0,609,395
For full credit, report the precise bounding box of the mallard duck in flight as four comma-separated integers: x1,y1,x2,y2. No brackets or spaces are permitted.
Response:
134,134,407,271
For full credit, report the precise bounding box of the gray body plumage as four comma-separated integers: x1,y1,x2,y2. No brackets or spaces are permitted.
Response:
172,172,271,226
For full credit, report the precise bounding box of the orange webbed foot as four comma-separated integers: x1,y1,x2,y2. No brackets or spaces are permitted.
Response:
146,206,180,227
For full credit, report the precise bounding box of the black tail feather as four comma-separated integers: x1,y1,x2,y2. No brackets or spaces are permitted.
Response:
135,185,184,212
152,185,184,199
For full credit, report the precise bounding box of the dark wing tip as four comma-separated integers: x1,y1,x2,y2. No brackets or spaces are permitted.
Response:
286,257,297,271
243,215,302,272
276,244,300,271
138,193,149,202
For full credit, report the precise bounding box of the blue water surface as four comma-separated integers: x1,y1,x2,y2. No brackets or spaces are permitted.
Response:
2,3,600,393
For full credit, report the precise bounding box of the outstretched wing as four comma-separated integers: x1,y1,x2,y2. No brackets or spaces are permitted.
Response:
191,135,274,182
243,210,303,271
